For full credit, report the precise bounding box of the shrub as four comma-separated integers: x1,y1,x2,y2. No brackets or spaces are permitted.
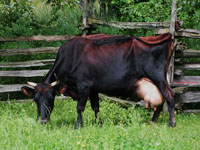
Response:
32,2,54,27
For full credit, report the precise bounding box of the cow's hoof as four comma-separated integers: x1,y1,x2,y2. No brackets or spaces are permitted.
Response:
169,122,176,127
40,119,49,124
74,122,82,129
95,117,103,127
98,120,103,127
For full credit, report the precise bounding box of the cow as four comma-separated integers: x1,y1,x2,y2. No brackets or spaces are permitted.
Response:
21,33,176,128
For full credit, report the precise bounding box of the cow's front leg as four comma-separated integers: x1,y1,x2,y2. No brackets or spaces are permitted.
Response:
152,104,163,123
74,82,91,129
36,105,41,121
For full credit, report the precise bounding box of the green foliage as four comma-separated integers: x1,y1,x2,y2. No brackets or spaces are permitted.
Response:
0,0,32,28
0,0,82,38
0,99,200,149
110,0,172,22
178,0,200,29
55,4,82,35
32,2,54,26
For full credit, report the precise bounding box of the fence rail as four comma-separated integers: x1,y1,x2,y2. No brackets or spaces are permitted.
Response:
0,47,59,56
88,18,175,29
156,28,200,38
0,59,54,68
0,84,27,93
0,70,48,77
0,35,74,42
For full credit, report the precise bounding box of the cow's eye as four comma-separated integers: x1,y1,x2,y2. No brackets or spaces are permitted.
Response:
34,93,40,102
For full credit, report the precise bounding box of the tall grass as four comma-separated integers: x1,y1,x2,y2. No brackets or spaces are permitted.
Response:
0,98,199,150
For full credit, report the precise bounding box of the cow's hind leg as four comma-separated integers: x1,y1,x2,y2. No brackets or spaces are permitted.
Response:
165,86,176,127
146,71,176,126
89,89,102,125
75,82,91,129
156,81,176,127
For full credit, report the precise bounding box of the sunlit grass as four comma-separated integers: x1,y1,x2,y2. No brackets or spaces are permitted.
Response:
0,98,200,150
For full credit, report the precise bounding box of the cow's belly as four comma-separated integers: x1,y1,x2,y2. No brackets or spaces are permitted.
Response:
96,77,138,98
136,78,163,106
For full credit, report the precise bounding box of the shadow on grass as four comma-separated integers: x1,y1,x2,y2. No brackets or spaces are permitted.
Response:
138,111,169,126
51,117,105,129
54,118,76,128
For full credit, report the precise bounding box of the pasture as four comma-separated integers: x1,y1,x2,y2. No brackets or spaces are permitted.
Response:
0,97,199,150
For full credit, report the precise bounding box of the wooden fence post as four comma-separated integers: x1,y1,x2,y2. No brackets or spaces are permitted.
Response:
82,0,87,36
164,0,177,112
168,0,176,84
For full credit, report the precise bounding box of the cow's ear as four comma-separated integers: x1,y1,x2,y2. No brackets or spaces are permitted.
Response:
53,84,67,95
59,86,66,94
21,86,35,97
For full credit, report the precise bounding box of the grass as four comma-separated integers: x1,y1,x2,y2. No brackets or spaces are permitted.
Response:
0,98,200,150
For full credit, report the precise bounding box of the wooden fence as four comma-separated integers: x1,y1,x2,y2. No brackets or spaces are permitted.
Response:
0,36,65,98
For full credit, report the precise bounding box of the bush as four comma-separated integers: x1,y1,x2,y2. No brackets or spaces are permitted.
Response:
32,2,54,27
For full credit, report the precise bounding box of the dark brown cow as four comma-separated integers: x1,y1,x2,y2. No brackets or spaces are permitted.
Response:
22,33,175,128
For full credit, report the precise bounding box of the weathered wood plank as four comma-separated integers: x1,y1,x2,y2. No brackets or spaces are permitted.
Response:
168,0,176,81
175,63,200,70
0,35,74,42
156,28,200,38
181,91,200,103
165,0,176,112
0,70,48,77
182,109,200,113
176,29,200,38
170,0,176,39
174,69,184,77
0,47,59,56
0,96,68,102
173,86,188,94
175,50,200,58
175,58,184,65
0,84,28,93
88,18,172,29
99,93,137,108
0,59,55,68
173,76,200,87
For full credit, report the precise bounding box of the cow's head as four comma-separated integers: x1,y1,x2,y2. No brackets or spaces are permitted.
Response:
21,81,66,124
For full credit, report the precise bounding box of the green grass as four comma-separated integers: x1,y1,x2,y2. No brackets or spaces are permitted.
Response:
0,98,200,150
